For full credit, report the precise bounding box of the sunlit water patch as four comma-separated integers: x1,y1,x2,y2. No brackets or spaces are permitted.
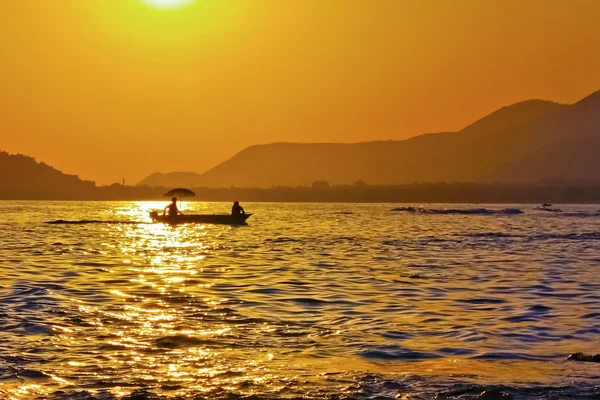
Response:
0,201,599,399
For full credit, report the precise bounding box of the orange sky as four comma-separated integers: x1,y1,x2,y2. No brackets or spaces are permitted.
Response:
1,0,599,185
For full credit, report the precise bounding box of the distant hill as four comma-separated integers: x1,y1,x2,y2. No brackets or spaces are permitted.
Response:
488,91,600,182
137,172,204,188
139,91,599,187
6,149,600,203
133,90,597,188
0,152,96,199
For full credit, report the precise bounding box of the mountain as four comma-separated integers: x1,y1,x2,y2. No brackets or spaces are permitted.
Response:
137,172,204,188
458,99,566,138
137,90,599,187
0,151,96,199
486,90,600,182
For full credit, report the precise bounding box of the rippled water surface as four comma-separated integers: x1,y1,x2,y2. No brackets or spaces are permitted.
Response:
1,201,599,399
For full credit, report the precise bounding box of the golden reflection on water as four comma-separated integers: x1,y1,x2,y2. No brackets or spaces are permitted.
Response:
103,202,244,397
1,201,600,398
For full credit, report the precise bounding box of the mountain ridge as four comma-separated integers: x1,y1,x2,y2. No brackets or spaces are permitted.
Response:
135,90,599,188
0,151,96,199
137,171,204,188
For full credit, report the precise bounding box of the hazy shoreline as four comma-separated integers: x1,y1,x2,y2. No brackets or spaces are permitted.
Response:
4,183,600,204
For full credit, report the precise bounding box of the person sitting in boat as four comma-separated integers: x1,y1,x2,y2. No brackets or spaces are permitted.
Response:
231,201,245,216
164,197,183,218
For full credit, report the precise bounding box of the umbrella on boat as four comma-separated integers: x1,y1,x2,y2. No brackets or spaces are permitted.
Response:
164,188,195,198
162,188,195,215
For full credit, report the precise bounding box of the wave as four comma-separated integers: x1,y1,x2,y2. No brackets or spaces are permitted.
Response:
470,352,558,361
562,211,600,217
3,378,598,399
46,219,147,224
153,335,225,349
460,231,600,241
390,207,524,215
459,232,520,238
433,382,600,400
534,207,600,217
0,367,51,381
391,206,600,217
543,232,600,240
360,345,441,361
264,237,302,243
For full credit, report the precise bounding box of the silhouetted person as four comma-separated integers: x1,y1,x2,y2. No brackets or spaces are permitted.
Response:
231,201,245,216
164,197,183,218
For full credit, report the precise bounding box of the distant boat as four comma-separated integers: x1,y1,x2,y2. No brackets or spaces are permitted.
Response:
536,204,562,212
149,211,252,225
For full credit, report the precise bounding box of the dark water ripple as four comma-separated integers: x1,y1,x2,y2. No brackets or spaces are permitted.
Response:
0,201,599,399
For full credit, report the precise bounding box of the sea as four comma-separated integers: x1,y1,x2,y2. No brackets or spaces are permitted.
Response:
0,201,599,399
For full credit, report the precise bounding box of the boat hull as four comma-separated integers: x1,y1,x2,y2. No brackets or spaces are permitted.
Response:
150,211,252,225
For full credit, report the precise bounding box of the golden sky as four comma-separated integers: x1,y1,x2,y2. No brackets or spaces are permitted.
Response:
1,0,599,185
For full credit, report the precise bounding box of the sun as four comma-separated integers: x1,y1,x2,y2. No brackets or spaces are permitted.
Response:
142,0,196,10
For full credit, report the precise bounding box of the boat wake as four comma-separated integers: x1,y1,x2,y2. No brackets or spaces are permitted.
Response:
390,207,524,215
46,219,148,225
562,211,600,217
460,231,600,241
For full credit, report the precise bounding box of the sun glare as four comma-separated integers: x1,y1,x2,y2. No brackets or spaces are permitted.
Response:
142,0,196,10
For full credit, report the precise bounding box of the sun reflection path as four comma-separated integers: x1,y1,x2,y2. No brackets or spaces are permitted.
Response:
65,201,275,397
82,203,327,397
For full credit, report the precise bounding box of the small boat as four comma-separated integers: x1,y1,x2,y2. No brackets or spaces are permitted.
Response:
535,204,562,212
150,211,252,225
